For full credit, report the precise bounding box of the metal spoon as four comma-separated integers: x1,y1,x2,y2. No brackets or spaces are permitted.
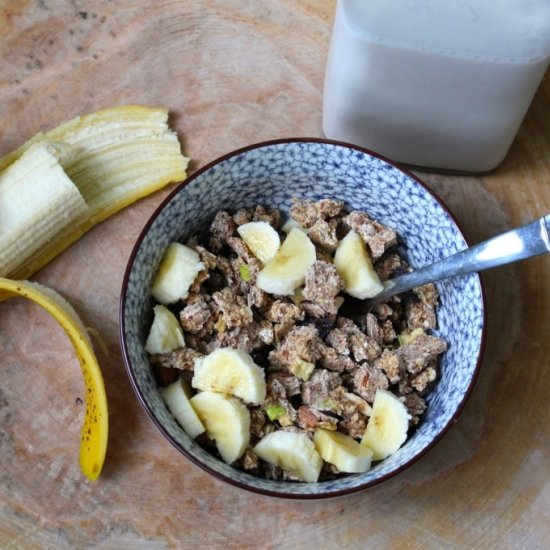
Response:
363,213,550,312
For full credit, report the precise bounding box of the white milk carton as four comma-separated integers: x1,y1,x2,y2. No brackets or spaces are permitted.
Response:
323,0,550,172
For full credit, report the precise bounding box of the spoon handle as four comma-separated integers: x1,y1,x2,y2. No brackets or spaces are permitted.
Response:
374,214,550,302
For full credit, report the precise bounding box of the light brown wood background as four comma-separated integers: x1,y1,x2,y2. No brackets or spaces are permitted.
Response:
1,1,549,548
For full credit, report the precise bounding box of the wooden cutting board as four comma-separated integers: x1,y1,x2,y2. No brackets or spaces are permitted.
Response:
1,1,549,548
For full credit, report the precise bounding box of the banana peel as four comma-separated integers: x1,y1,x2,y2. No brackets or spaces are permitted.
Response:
0,105,189,279
0,277,108,481
0,105,190,478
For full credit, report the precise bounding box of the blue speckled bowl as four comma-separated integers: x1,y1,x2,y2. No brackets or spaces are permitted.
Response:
120,139,486,499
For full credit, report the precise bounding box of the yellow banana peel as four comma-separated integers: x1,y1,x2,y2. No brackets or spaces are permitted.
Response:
0,277,108,481
0,105,189,279
0,105,190,478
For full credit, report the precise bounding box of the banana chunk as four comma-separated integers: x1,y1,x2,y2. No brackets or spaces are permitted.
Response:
191,348,266,405
254,431,323,482
152,243,204,304
281,218,306,234
160,379,205,439
314,428,372,473
256,227,316,296
361,389,411,460
145,305,185,354
334,230,384,299
190,391,250,464
237,221,281,264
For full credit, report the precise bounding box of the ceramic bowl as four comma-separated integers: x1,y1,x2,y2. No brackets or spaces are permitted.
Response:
120,138,486,499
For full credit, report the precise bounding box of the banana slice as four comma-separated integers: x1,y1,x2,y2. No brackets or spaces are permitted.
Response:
190,391,250,464
0,106,189,280
256,227,316,295
0,277,108,481
314,428,373,473
237,221,281,264
361,389,411,460
334,230,384,299
160,379,205,439
145,305,185,354
191,348,266,405
151,242,204,304
281,218,306,234
254,430,323,482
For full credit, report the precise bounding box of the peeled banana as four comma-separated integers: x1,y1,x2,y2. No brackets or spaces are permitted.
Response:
281,218,306,234
334,230,384,299
237,221,281,264
151,243,205,304
0,105,189,279
160,379,205,439
314,428,372,473
191,348,266,405
0,277,108,481
254,430,323,482
361,389,411,460
145,305,186,354
190,391,250,464
257,228,316,295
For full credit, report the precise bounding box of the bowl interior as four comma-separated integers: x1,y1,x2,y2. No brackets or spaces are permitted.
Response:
121,140,485,498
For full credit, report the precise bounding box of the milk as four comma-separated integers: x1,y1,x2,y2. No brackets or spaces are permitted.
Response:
323,0,550,172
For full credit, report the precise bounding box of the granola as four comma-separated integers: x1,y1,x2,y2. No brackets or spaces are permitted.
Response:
147,200,448,482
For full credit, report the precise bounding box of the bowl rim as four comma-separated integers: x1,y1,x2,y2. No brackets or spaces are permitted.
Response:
119,137,487,499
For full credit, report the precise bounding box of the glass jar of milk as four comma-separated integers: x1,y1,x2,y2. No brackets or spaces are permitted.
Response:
323,0,550,173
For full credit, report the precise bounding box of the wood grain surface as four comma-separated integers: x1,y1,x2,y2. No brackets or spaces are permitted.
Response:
1,1,549,548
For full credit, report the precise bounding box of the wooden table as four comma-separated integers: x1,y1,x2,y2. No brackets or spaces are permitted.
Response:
1,2,549,548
